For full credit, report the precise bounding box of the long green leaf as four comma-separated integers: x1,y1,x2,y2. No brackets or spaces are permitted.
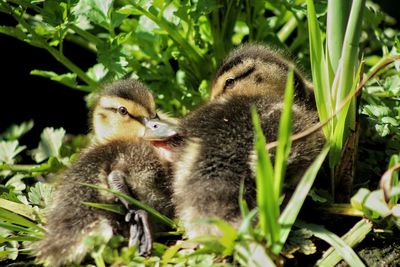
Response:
326,0,351,72
0,208,44,232
0,222,40,235
273,144,330,254
81,202,125,215
81,183,176,229
251,107,280,245
306,0,332,137
317,219,372,266
0,198,37,221
329,63,363,167
274,68,294,199
296,221,365,267
335,0,366,109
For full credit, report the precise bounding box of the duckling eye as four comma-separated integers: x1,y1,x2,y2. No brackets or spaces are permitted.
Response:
118,106,128,116
224,77,235,88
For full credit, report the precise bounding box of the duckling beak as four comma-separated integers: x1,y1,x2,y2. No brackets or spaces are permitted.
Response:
143,118,177,141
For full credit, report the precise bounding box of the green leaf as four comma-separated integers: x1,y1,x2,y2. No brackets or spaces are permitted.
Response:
306,0,332,137
86,63,108,82
0,198,37,221
0,120,34,141
81,202,124,215
31,156,64,173
274,68,294,199
235,240,276,267
0,208,44,232
351,188,392,219
251,107,279,245
274,144,330,254
85,0,113,29
5,174,28,192
30,70,81,90
28,182,53,208
192,218,237,256
31,127,66,163
0,141,26,165
282,228,316,257
40,0,67,26
296,221,365,267
317,219,372,266
81,183,176,229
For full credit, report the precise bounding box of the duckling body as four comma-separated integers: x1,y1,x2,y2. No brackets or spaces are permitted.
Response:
32,80,176,266
172,44,324,238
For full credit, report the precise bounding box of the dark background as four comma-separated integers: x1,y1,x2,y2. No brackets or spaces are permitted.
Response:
0,16,96,146
0,1,399,147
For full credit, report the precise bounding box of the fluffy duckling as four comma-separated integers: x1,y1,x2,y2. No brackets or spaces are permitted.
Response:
172,44,324,239
32,79,176,267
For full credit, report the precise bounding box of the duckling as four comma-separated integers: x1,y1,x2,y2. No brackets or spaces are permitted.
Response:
32,79,177,267
171,44,324,239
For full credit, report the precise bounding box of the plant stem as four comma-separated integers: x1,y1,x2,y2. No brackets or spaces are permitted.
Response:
0,164,41,172
68,24,101,48
5,4,96,87
278,13,304,43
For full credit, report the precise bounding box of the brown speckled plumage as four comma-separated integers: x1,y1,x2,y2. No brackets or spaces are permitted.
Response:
172,44,324,239
32,80,173,267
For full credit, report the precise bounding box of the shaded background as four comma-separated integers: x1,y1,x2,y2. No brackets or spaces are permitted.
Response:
0,0,399,147
0,15,95,146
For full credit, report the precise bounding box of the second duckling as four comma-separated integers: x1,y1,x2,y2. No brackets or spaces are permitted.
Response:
172,44,324,239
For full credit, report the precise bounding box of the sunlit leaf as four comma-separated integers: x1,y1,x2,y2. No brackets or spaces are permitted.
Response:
31,128,66,163
0,141,26,165
0,120,34,141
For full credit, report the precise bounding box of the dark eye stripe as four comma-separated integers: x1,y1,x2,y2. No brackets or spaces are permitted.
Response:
222,66,256,93
104,107,145,125
235,66,256,82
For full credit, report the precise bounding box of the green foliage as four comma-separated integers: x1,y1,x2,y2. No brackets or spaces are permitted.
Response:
0,0,400,266
0,0,320,115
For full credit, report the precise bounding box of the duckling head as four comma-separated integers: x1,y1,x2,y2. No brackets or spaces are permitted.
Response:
91,79,176,143
211,44,313,103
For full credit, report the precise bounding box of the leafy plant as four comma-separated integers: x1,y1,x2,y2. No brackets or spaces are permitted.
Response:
1,0,400,266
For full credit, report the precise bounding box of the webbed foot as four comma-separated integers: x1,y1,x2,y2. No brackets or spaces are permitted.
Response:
126,209,152,255
107,170,153,256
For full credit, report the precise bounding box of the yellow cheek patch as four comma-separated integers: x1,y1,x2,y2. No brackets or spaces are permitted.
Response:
92,96,151,142
211,59,257,99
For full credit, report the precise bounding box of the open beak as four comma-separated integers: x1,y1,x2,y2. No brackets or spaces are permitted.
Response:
143,118,177,141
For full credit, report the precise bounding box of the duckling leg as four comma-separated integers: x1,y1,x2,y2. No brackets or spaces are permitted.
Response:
107,170,153,256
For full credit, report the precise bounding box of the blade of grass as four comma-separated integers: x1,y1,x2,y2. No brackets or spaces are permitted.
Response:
326,0,351,72
317,219,372,266
274,68,294,200
335,0,366,110
81,202,125,215
273,144,330,254
0,208,44,232
235,240,276,267
0,198,37,221
380,162,400,204
295,221,365,267
0,222,41,235
80,183,176,229
306,0,332,137
251,107,279,245
330,62,363,168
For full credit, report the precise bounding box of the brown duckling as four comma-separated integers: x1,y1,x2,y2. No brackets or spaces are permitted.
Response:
171,44,324,239
32,79,176,266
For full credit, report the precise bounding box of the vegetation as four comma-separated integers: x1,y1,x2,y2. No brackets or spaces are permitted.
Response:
0,0,400,266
